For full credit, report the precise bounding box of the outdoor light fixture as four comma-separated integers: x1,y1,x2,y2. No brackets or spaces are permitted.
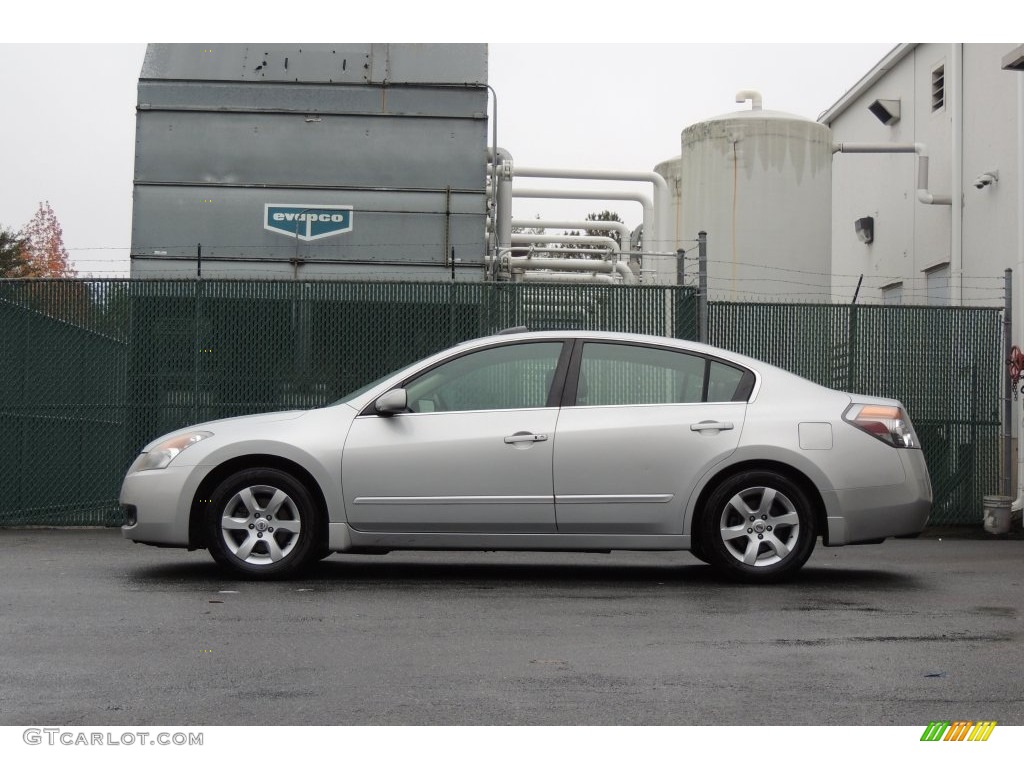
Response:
868,98,901,126
855,216,875,245
973,170,999,189
1002,45,1024,71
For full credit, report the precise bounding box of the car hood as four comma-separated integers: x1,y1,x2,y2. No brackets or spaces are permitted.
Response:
140,409,310,452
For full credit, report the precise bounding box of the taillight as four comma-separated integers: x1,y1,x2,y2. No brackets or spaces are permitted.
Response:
843,403,920,449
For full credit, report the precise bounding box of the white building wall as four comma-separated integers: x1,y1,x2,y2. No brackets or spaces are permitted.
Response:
962,44,1021,295
827,43,1020,310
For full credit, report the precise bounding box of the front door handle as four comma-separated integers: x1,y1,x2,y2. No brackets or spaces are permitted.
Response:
504,432,549,444
690,421,734,432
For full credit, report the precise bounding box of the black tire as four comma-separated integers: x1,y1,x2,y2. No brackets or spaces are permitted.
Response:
698,470,817,583
688,536,709,564
205,467,322,580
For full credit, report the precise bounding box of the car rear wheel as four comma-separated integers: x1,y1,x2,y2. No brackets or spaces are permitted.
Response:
699,470,816,582
205,468,320,579
688,537,709,564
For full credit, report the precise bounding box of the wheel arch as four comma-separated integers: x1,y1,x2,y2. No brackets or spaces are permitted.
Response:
687,459,830,544
188,454,330,549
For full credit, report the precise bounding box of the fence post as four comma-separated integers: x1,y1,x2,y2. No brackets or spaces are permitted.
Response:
193,276,203,424
847,304,858,393
1004,268,1013,497
697,231,708,344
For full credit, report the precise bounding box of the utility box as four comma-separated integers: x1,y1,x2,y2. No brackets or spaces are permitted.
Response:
130,43,489,280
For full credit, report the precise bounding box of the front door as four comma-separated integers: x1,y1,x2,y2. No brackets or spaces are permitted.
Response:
342,341,567,533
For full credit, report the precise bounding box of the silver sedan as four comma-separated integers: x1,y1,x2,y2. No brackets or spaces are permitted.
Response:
120,330,932,582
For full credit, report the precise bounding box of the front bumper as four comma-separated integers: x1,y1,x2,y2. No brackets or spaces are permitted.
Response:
119,462,200,548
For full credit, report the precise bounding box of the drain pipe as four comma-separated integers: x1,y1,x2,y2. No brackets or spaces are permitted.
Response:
1007,52,1024,515
832,143,952,205
487,148,514,262
485,86,501,265
951,43,964,305
513,166,671,257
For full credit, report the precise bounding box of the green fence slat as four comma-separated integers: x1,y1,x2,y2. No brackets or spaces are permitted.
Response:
0,278,1000,527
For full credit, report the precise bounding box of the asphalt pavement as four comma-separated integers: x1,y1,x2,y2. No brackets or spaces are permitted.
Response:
1,528,1021,725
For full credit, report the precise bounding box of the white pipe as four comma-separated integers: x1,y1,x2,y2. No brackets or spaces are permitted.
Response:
512,218,634,254
487,148,514,258
510,233,620,255
735,90,763,111
522,271,616,284
507,255,617,272
612,261,634,284
951,44,964,304
832,142,952,205
520,247,614,257
504,255,636,284
513,166,672,256
1012,71,1024,513
512,187,655,253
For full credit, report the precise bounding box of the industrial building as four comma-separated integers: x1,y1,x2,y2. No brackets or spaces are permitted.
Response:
131,44,490,281
129,43,1024,312
822,43,1023,313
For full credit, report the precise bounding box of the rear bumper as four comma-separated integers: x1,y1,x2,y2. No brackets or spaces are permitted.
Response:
824,449,932,545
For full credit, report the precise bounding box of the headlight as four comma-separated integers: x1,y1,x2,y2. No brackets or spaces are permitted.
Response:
136,431,213,471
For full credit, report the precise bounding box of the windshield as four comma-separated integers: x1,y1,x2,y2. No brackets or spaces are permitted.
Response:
327,354,432,406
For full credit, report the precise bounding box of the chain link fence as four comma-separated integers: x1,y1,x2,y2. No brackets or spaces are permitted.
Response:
709,302,1003,524
1,279,695,526
0,278,1002,527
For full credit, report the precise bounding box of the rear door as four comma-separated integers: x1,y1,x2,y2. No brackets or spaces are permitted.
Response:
552,341,751,534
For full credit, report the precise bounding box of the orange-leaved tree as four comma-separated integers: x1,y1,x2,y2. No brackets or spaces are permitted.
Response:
20,201,76,277
0,226,32,277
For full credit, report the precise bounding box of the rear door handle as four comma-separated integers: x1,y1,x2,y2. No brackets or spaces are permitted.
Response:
690,421,734,432
504,433,549,444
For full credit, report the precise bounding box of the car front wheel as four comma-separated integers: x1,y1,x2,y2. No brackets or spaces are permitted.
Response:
699,470,817,582
205,468,320,579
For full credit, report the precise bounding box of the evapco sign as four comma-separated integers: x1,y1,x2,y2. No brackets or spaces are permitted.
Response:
264,204,354,241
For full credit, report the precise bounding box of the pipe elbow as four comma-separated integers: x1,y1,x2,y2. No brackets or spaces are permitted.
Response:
917,190,952,206
613,261,637,284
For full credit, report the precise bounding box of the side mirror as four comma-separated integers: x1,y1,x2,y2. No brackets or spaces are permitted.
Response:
374,388,408,416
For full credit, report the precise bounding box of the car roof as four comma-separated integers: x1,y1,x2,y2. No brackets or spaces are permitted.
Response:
342,329,822,413
464,329,755,366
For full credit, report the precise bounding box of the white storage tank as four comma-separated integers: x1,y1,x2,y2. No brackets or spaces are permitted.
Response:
663,95,833,300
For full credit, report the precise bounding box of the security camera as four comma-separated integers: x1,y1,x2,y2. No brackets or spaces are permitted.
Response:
974,171,999,189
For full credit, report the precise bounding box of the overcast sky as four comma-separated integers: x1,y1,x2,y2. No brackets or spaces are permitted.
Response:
0,4,988,276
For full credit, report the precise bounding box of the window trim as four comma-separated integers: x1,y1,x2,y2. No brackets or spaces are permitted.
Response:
881,281,904,306
560,339,754,408
358,339,572,417
923,261,951,308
